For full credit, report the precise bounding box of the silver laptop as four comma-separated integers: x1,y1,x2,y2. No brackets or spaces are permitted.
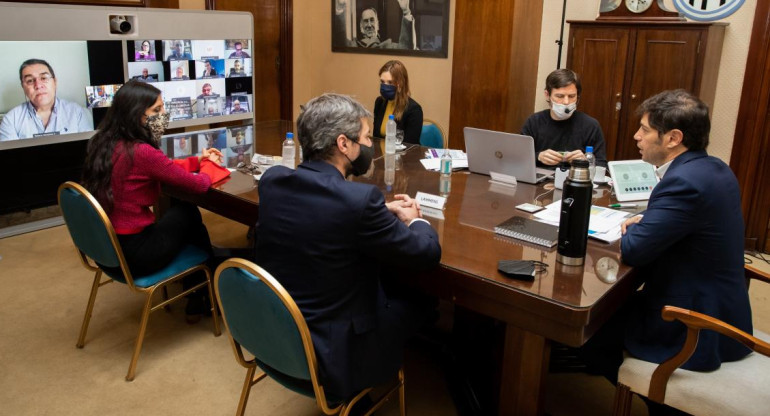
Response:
463,127,554,184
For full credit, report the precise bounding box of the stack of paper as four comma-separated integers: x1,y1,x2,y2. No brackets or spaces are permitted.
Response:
420,149,468,171
532,200,632,243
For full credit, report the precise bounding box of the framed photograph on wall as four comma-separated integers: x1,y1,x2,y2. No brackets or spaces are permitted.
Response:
332,0,449,58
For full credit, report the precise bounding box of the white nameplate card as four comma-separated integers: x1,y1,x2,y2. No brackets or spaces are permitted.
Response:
420,206,445,220
416,192,447,210
489,171,517,186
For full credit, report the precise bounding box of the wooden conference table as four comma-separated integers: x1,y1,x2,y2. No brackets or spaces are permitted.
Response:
163,121,641,415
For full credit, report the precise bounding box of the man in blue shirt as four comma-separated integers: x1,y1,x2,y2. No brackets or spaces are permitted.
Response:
167,40,193,60
0,59,91,141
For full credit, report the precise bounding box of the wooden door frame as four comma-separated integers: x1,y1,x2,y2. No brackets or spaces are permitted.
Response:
206,0,293,121
730,0,770,252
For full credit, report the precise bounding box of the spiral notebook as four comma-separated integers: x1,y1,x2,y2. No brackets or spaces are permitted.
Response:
494,216,558,247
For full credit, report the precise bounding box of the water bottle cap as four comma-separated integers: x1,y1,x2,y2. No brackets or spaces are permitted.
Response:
585,146,593,153
286,132,294,140
388,115,394,120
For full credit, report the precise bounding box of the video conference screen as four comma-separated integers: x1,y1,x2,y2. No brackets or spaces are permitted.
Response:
160,125,254,170
0,39,254,142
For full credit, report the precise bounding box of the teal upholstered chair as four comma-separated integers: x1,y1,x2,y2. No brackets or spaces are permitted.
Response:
214,258,405,416
613,271,770,415
58,181,221,381
420,118,447,149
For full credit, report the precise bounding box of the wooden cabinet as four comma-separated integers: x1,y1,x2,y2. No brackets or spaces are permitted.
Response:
567,21,726,162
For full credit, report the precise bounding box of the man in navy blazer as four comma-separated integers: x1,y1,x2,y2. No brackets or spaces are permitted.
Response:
254,93,441,399
583,90,752,385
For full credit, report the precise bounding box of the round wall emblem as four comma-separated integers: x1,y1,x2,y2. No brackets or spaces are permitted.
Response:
673,0,746,21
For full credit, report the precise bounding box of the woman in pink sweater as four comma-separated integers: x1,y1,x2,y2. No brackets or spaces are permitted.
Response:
82,80,222,319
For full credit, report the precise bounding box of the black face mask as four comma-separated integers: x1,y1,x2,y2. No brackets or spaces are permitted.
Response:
346,140,374,176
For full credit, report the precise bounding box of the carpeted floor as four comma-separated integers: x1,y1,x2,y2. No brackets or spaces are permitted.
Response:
1,210,766,415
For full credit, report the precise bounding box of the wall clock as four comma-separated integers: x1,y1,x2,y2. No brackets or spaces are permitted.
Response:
626,0,652,14
597,0,684,21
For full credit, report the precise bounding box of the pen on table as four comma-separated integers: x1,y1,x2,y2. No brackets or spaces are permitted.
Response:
609,203,638,209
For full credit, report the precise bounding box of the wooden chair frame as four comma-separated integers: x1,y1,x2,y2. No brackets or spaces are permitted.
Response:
214,258,406,416
613,271,770,415
59,181,221,381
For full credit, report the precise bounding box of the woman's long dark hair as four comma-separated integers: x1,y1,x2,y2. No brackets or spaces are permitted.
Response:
82,80,162,211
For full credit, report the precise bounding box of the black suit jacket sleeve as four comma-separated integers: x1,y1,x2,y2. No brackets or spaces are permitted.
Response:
358,187,441,269
373,97,424,145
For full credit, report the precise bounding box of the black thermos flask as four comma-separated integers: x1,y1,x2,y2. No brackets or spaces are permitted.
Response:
557,159,593,265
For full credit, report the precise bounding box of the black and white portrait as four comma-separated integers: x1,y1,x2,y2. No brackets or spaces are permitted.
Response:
332,0,449,58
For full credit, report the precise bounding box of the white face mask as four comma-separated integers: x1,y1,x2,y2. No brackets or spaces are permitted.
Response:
550,102,577,120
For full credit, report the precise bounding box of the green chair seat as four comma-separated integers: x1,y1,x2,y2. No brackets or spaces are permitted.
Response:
104,245,210,288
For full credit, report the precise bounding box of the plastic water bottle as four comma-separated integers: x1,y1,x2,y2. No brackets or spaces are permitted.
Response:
385,115,396,154
440,149,452,178
439,176,451,197
282,132,296,169
585,146,596,181
384,153,395,187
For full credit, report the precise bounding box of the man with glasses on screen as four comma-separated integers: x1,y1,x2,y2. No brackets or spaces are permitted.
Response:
228,41,250,58
0,58,91,141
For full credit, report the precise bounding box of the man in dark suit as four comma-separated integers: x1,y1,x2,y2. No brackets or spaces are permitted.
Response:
582,89,752,385
254,93,441,399
201,60,217,78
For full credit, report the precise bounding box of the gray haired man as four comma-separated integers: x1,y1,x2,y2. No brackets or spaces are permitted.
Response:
253,93,441,399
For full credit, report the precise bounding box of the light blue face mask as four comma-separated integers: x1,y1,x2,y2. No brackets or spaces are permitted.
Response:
380,83,397,101
550,102,577,120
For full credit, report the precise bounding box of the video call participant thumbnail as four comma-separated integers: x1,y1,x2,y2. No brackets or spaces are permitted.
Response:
172,64,190,80
230,99,247,113
135,40,157,61
137,68,157,82
167,40,193,60
0,58,92,141
228,41,250,58
197,83,217,99
200,60,217,78
228,59,246,77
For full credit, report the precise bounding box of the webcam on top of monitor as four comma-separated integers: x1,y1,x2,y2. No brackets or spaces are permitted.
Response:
109,15,134,35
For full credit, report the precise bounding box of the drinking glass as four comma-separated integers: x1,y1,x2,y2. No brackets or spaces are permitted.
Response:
395,129,405,150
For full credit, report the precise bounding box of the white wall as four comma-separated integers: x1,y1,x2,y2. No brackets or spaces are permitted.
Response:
534,0,758,162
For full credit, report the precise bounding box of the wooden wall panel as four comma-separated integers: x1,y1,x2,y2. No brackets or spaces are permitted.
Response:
448,0,543,150
569,28,630,160
209,0,289,121
730,0,770,253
